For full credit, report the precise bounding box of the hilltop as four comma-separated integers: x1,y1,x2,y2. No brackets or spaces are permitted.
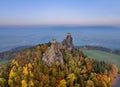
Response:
0,33,119,87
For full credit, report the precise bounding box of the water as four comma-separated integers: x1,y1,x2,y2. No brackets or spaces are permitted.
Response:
0,25,120,52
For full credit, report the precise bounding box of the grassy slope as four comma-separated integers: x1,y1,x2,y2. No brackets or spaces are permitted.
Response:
0,59,11,65
83,50,120,69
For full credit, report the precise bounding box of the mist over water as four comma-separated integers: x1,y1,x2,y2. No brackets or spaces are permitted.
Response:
0,26,120,52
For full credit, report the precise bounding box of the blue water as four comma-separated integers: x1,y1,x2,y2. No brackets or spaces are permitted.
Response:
0,25,120,52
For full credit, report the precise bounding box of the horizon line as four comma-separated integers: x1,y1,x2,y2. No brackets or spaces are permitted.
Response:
0,23,120,26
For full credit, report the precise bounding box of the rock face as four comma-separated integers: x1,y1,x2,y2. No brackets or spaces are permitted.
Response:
59,33,74,52
42,39,64,67
42,33,74,67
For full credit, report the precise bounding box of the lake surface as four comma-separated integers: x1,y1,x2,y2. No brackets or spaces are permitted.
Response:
0,26,120,52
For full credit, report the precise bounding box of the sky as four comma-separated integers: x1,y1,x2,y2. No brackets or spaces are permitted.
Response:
0,0,120,26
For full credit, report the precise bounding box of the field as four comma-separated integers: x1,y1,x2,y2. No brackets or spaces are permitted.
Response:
0,59,11,65
83,50,120,70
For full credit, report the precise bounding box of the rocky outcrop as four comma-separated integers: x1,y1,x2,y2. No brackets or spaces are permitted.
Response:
42,39,64,67
59,33,74,52
42,33,74,67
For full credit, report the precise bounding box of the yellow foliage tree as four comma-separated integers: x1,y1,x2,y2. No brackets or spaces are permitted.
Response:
0,78,6,87
86,80,94,87
58,79,67,87
23,66,28,76
12,60,19,66
8,68,17,86
28,80,34,87
28,63,33,69
67,73,76,87
9,69,16,79
21,80,27,87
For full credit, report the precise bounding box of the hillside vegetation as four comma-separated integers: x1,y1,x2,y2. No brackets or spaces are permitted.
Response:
0,33,118,87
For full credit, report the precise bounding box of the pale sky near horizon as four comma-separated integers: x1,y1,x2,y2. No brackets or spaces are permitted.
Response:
0,0,120,26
